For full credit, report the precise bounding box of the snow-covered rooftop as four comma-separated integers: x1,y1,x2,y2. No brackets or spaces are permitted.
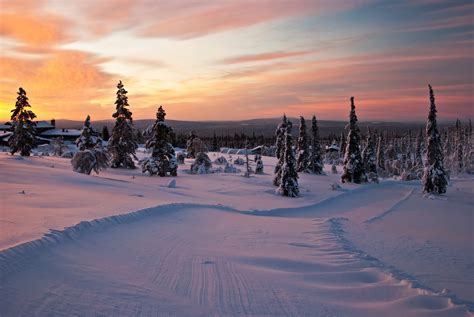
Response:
40,128,81,137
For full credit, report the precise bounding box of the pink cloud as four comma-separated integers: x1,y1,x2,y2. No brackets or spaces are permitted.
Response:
221,51,311,64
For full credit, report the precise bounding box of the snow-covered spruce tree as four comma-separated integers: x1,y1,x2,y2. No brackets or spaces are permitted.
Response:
339,131,346,161
9,87,36,156
341,97,366,183
141,106,177,177
414,129,424,168
277,121,299,197
244,139,252,177
101,126,110,141
422,85,448,194
76,115,101,151
376,135,385,172
273,114,288,186
186,131,206,158
455,119,464,174
108,80,137,168
362,128,378,183
71,145,109,175
308,115,324,174
296,116,310,172
255,154,264,174
465,119,473,173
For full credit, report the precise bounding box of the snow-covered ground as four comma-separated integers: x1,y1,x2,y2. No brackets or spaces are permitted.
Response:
0,153,472,316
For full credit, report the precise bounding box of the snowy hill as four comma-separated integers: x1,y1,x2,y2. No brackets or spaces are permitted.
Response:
0,153,472,316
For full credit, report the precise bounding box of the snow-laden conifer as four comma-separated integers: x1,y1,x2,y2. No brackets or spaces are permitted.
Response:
9,87,36,156
422,85,448,194
277,120,299,197
273,114,288,186
296,116,310,172
141,106,177,177
362,128,378,183
108,80,137,168
76,115,101,151
308,115,324,174
341,97,366,183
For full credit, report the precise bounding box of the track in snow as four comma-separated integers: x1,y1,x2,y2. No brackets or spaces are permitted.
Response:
0,184,470,316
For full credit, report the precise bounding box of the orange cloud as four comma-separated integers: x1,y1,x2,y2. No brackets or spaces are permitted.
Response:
0,12,70,47
0,51,116,120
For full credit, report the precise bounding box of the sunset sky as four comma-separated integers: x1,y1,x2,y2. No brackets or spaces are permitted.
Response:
0,0,472,121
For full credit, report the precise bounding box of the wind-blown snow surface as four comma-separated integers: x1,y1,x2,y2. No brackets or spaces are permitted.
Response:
0,153,472,316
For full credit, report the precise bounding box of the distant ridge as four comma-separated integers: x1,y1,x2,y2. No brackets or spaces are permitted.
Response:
53,118,430,137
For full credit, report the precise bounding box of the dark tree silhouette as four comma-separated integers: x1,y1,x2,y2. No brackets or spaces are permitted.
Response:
422,85,448,194
108,80,137,168
9,87,36,156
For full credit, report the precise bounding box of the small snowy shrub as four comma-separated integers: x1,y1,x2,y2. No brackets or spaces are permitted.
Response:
190,152,212,174
141,156,177,176
71,146,109,175
214,156,228,165
52,137,69,156
234,157,245,165
176,152,185,165
224,163,240,173
61,151,75,158
331,183,341,190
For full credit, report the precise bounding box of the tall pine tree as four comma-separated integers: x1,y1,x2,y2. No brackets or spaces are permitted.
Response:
9,87,36,156
108,80,137,168
277,120,299,197
296,116,310,172
142,106,177,177
308,115,324,174
273,114,288,186
422,85,448,194
341,97,366,183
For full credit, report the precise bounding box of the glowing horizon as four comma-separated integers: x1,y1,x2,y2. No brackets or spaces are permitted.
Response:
0,0,472,122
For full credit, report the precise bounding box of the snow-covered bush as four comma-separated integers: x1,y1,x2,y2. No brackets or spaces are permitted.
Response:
71,146,109,175
214,156,228,165
61,151,75,158
234,157,245,165
176,152,185,165
52,137,69,156
190,152,212,174
142,156,178,176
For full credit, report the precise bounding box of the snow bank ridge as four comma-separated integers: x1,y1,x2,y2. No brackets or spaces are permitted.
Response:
0,203,236,275
327,217,473,311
